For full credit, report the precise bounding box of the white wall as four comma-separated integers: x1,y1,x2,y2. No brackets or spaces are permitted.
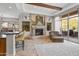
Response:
45,16,52,36
55,16,61,33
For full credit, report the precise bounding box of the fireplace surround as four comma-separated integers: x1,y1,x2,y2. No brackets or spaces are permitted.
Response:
32,25,45,36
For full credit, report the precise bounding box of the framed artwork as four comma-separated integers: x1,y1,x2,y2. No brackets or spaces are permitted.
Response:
47,23,51,31
22,21,30,31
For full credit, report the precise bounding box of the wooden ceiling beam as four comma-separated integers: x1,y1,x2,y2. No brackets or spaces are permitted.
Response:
62,10,78,18
27,3,62,10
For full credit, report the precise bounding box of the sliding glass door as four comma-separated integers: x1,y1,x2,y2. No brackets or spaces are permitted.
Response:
69,15,78,42
61,14,79,43
61,17,68,39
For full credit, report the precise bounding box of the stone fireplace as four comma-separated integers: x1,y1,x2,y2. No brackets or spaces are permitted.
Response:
32,26,45,36
31,16,46,36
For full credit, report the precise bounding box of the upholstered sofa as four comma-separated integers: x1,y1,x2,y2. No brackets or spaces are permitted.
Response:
49,31,64,42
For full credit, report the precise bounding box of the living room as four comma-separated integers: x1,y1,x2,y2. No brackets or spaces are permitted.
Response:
0,3,79,56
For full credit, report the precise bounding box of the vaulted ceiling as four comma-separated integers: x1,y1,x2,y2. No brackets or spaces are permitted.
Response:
0,3,78,18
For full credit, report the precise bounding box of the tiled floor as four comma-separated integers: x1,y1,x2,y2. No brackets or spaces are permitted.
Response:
64,36,79,44
35,40,79,56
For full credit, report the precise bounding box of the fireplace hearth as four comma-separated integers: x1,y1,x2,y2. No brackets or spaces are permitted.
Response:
35,29,43,35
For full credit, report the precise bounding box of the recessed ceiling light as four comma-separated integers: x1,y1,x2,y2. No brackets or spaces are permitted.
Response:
9,6,12,9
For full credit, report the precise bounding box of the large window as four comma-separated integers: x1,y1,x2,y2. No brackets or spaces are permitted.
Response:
61,15,78,32
69,17,78,31
61,14,79,39
55,17,61,32
61,18,67,31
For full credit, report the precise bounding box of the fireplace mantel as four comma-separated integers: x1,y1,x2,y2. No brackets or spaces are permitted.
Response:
32,25,45,29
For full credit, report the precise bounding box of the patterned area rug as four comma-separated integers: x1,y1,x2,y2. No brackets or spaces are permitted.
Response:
16,36,52,56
